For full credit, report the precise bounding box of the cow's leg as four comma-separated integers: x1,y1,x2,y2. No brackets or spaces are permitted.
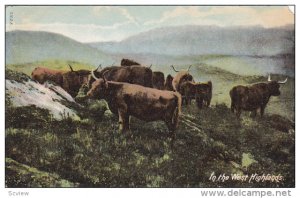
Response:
183,97,188,105
207,97,211,107
165,119,176,139
118,107,128,133
203,98,207,107
196,98,203,109
186,97,189,105
188,97,192,105
118,110,125,132
260,105,266,117
124,114,130,131
231,101,235,113
165,107,179,147
250,109,257,117
166,121,176,148
202,99,206,107
182,97,185,105
236,107,242,119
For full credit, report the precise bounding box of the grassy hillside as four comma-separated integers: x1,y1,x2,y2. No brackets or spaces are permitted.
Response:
6,98,295,187
6,158,78,187
5,70,295,187
6,31,115,65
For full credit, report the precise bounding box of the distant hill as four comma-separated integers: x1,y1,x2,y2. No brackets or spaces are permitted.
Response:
6,31,115,65
89,25,294,57
6,26,294,77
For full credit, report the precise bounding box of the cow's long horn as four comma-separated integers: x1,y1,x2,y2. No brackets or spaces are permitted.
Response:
278,77,288,84
187,65,192,72
91,69,100,80
268,74,272,82
171,65,179,72
68,64,74,72
149,64,152,68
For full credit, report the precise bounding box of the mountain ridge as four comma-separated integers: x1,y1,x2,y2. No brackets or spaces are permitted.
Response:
88,25,294,57
6,30,114,65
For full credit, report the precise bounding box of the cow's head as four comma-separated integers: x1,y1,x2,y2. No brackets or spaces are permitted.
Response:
171,65,193,81
87,70,109,99
88,64,103,88
267,74,288,96
166,74,173,82
67,64,90,83
64,68,91,87
164,74,174,90
183,73,193,82
62,65,91,97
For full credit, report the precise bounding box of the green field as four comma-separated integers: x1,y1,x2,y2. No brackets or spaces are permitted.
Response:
6,59,95,76
5,59,295,187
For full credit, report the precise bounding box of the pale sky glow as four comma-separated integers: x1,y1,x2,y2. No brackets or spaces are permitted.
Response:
6,6,294,42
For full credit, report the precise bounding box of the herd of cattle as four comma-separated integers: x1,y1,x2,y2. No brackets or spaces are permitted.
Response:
31,58,288,140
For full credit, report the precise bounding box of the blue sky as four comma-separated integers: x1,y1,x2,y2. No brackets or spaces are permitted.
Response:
6,6,294,42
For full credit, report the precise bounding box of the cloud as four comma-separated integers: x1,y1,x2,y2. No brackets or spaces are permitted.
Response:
92,6,138,25
144,7,203,25
144,6,294,28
